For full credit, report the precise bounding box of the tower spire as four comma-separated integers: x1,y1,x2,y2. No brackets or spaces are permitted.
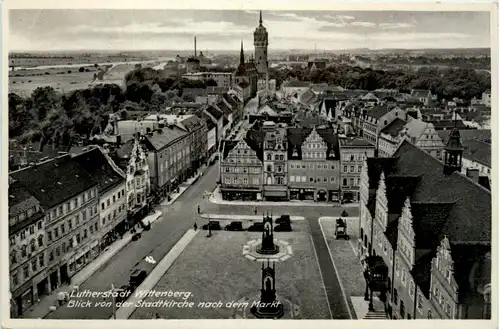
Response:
240,40,244,65
259,10,263,25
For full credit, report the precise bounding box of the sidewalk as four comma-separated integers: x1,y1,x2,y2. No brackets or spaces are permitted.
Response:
113,229,199,319
200,214,305,221
23,211,162,319
160,167,205,206
318,217,385,319
209,186,360,208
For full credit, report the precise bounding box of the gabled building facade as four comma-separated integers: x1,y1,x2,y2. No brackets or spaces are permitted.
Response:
362,106,405,147
262,122,288,201
358,131,491,320
220,139,263,201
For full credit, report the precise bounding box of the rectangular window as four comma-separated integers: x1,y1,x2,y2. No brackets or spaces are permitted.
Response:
31,259,37,272
290,176,295,182
39,254,44,267
48,231,52,242
23,266,29,279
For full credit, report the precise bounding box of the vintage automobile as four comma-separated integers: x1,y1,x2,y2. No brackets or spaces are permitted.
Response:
224,221,244,231
202,220,222,230
274,223,292,232
334,218,349,240
129,269,147,289
275,215,291,225
248,222,265,232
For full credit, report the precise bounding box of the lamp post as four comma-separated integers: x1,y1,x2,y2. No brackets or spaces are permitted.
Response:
110,284,124,320
206,214,212,238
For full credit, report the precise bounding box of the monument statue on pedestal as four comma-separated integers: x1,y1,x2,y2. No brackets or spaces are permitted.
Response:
257,213,279,255
251,259,284,319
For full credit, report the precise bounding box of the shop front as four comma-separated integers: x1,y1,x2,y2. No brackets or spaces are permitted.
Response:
263,189,289,201
329,190,340,202
11,281,34,317
316,189,328,202
289,188,300,200
221,188,261,201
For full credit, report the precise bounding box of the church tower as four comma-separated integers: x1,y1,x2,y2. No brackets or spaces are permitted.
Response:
443,121,464,175
254,11,268,76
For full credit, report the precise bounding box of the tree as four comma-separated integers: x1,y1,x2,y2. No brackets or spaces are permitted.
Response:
206,79,218,87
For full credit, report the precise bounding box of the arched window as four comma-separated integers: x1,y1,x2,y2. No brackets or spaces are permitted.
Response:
10,250,17,264
266,154,272,161
30,239,36,253
274,154,279,161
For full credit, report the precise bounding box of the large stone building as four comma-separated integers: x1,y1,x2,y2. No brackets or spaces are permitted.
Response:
9,182,47,317
287,127,341,202
358,129,491,319
10,155,100,304
262,121,288,201
378,117,444,160
73,147,127,249
220,139,263,201
338,136,375,203
253,11,268,76
361,105,405,147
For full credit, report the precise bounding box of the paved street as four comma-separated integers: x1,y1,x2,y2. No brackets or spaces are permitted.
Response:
45,156,359,319
46,165,219,319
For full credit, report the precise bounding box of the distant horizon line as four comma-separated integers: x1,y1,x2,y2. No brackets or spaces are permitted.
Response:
9,46,491,53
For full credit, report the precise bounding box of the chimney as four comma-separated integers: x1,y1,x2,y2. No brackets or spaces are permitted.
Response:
194,36,197,57
466,168,480,183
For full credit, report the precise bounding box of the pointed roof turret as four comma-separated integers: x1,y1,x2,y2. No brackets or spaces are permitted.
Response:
240,40,244,65
259,10,263,25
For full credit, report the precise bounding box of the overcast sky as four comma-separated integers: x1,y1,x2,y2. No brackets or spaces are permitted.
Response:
9,10,491,52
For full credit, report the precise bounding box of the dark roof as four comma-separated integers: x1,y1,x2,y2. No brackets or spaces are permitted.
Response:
143,126,188,151
410,202,455,249
316,127,340,160
462,139,491,167
411,89,431,98
238,80,250,89
380,118,407,137
244,126,265,161
286,127,313,160
392,141,491,243
223,93,239,108
366,157,398,190
115,139,135,160
308,61,326,70
283,80,310,88
322,99,337,116
182,88,206,97
428,120,467,130
180,115,204,132
410,251,434,299
10,155,98,210
72,147,125,195
222,140,238,159
366,104,390,119
9,180,39,216
385,175,422,214
478,176,490,190
216,101,233,116
438,129,491,144
234,63,247,76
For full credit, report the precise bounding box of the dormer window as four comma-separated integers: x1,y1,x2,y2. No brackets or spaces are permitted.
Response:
329,150,336,157
292,148,298,157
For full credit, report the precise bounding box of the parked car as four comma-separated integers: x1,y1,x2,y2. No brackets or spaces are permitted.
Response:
248,222,265,232
202,221,222,230
129,269,147,288
275,215,291,225
274,223,292,232
225,221,244,231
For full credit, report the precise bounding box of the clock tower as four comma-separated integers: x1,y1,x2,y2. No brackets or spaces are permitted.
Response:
253,11,268,76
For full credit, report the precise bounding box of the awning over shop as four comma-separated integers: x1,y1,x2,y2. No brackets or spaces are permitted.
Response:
263,190,288,197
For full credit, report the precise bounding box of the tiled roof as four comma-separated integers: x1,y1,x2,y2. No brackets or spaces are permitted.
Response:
10,155,98,210
392,141,491,243
428,120,467,130
203,104,223,120
365,104,390,119
180,114,204,132
438,129,491,144
143,126,188,151
222,140,238,159
283,80,310,88
73,147,125,195
286,127,313,160
316,127,340,160
410,202,455,249
9,180,40,218
366,157,398,190
216,101,233,116
385,175,422,214
380,118,406,137
462,139,491,167
223,93,239,108
299,89,317,106
243,127,265,162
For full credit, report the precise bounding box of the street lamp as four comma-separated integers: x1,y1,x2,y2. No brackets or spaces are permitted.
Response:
206,214,212,238
110,283,124,320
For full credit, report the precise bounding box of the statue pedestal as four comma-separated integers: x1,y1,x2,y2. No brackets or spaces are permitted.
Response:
233,294,301,319
256,244,280,255
250,303,284,319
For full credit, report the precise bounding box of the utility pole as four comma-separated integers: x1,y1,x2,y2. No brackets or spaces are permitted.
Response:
111,284,117,319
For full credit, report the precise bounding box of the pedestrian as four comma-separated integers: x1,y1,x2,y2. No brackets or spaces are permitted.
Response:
198,205,201,214
254,207,257,215
194,223,198,231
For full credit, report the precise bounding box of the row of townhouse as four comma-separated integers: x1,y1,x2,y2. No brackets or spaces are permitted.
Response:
358,128,491,320
8,145,146,317
114,114,208,201
219,121,375,203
